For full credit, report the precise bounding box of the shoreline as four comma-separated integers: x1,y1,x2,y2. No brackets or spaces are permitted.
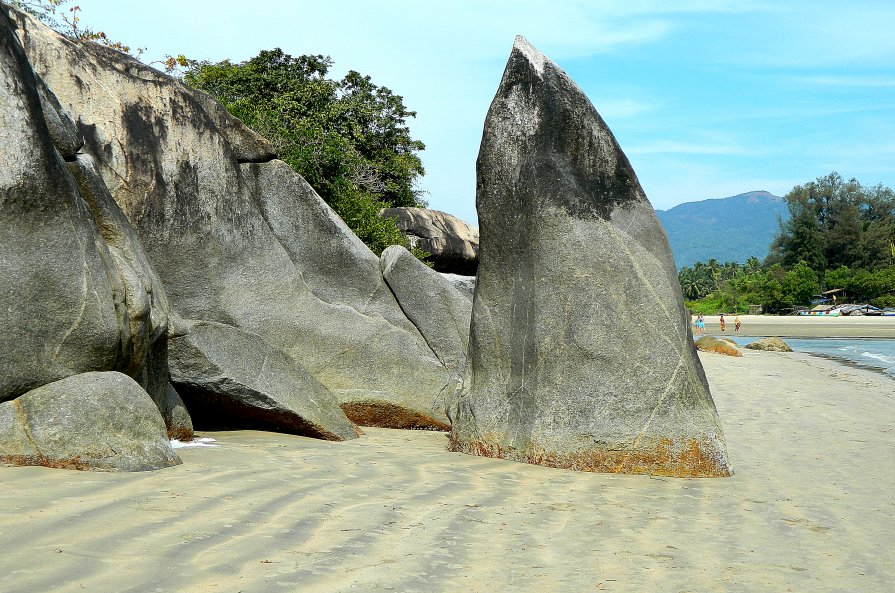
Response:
799,350,894,380
1,350,893,592
694,314,895,338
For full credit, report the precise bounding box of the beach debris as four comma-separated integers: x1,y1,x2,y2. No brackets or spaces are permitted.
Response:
745,337,793,352
695,336,743,357
450,37,731,478
170,437,219,449
0,373,181,471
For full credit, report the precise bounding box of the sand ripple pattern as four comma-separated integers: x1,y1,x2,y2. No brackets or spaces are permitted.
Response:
1,350,893,592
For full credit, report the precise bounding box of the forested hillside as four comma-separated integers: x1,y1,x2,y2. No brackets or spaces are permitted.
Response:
656,191,789,268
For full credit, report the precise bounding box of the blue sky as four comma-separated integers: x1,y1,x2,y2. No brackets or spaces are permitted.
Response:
75,1,895,225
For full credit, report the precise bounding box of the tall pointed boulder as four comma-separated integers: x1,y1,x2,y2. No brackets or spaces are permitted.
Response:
450,37,731,477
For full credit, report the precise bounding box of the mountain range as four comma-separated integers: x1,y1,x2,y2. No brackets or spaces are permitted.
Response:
655,190,790,268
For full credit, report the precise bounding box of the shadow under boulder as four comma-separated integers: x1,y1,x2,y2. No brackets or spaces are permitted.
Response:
168,321,360,441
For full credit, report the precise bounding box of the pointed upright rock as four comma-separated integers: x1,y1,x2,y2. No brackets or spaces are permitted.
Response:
450,37,731,477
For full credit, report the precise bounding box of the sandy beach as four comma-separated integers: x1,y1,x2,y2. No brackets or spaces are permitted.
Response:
696,314,895,338
1,349,893,593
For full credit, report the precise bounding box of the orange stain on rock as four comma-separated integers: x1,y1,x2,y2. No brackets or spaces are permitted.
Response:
449,433,731,478
341,402,450,431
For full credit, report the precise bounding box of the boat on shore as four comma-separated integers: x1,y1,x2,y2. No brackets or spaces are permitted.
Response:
798,304,895,317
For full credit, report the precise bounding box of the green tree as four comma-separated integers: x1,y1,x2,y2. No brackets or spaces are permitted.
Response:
184,49,427,255
678,266,708,300
779,261,819,307
770,172,895,274
744,256,762,275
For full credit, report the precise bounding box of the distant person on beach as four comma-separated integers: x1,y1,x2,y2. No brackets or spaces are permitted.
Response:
695,315,705,334
734,315,741,332
720,313,726,332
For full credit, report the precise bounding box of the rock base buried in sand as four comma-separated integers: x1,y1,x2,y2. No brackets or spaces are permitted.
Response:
0,372,180,472
745,337,793,352
695,336,743,357
450,433,731,478
450,37,731,478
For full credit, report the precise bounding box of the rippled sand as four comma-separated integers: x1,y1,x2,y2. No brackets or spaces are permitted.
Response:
1,351,893,593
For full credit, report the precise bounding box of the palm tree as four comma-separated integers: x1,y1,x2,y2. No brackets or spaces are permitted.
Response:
679,267,707,300
705,258,721,292
745,256,762,275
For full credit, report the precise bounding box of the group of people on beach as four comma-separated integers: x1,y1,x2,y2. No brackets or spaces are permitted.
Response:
692,314,741,335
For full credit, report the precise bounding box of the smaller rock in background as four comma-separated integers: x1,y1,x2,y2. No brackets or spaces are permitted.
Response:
695,336,743,357
745,337,793,352
439,273,476,301
381,207,479,275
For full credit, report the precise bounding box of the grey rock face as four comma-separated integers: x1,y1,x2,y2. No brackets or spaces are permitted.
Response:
381,207,479,275
162,382,195,441
169,321,360,441
0,8,170,416
440,273,477,301
381,245,472,413
66,154,174,408
0,372,181,471
450,37,731,477
9,9,454,429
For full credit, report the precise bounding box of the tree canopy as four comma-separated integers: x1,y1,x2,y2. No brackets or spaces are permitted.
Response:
768,172,895,273
184,49,427,255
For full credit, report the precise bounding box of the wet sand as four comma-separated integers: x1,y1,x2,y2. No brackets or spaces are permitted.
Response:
1,351,893,593
696,314,895,338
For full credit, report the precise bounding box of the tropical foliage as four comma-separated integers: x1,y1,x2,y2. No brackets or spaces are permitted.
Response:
184,50,428,255
767,172,895,273
681,174,895,313
13,2,427,256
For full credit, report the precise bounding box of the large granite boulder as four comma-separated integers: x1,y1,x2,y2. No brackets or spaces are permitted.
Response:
0,7,178,412
1,6,119,401
0,372,181,471
8,8,453,429
381,207,479,275
0,6,187,442
450,37,731,478
168,321,359,440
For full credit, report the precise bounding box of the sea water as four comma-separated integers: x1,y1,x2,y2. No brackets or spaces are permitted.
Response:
730,336,895,379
